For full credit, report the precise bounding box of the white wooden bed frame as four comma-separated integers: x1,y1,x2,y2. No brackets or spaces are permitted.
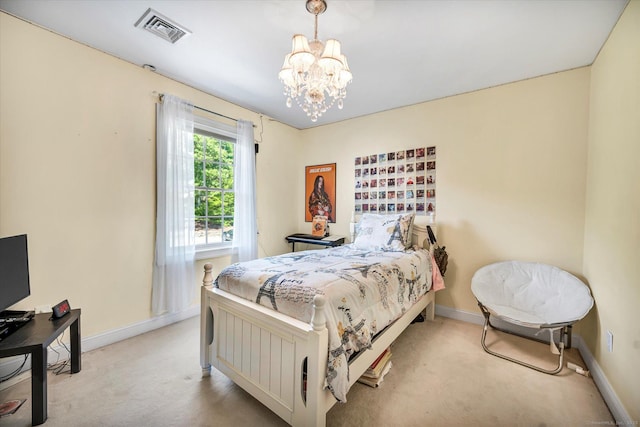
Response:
200,224,436,427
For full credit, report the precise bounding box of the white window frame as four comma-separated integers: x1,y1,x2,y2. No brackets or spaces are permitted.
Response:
193,116,237,260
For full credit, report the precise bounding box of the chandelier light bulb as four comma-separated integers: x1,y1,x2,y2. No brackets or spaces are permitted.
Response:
279,0,352,122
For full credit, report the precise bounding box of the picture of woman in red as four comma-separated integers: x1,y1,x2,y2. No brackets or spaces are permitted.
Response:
308,175,333,222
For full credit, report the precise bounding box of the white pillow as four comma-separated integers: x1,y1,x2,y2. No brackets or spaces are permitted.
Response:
353,213,415,251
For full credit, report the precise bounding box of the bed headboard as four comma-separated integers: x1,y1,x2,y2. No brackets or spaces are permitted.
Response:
411,223,433,251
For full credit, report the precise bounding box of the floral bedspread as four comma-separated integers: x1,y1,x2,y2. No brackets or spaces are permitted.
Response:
214,244,433,402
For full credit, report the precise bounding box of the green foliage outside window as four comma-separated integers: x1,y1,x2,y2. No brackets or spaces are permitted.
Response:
194,133,235,245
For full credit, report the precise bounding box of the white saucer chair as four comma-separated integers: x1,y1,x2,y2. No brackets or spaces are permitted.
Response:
471,261,594,374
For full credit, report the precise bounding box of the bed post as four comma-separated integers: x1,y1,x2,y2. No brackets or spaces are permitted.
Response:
299,294,329,427
349,211,357,243
201,263,214,377
423,291,436,321
311,294,326,331
202,262,214,287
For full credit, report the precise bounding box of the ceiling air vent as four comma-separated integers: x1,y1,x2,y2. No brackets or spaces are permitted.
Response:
134,8,191,44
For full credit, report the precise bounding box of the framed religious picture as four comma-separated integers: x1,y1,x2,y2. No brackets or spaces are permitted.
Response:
305,163,337,223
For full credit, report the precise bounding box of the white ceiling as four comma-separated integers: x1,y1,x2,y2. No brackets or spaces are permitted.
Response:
0,0,628,130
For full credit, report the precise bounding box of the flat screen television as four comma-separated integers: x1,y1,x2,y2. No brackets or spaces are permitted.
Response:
0,234,31,316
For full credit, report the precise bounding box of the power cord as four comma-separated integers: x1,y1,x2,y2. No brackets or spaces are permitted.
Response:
0,320,73,385
47,331,71,375
0,355,28,383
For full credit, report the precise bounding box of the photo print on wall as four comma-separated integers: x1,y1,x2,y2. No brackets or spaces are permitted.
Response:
354,147,436,218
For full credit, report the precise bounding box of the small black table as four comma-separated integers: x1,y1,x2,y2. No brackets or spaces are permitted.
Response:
285,234,345,252
0,309,81,425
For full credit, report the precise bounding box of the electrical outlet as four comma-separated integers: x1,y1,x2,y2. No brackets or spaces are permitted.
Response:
607,330,614,352
35,304,52,314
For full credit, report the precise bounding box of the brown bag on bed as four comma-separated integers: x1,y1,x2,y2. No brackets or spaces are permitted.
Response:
427,225,448,277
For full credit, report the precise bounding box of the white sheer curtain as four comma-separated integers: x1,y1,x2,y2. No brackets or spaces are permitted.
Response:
231,120,258,262
152,94,196,315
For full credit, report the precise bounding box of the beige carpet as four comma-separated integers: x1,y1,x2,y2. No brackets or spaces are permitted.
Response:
0,315,613,426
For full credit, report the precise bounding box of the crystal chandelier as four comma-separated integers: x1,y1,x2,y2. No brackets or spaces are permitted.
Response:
279,0,353,122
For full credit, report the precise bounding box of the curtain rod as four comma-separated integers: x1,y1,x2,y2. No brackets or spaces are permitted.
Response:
158,93,255,127
193,104,238,123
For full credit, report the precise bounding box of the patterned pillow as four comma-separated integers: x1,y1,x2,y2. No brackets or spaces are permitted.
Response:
353,213,415,251
399,213,416,248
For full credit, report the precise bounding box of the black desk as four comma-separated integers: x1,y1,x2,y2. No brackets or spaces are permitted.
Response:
285,234,345,252
0,309,81,425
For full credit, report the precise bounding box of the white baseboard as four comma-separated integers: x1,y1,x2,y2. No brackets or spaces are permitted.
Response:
435,304,484,326
435,304,562,342
573,335,634,424
82,305,199,352
3,303,632,424
0,305,199,390
434,304,632,424
0,359,30,391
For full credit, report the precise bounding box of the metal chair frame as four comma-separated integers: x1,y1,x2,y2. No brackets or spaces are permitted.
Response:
477,301,573,375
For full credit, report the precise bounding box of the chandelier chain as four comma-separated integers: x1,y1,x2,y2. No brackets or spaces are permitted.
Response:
314,13,318,40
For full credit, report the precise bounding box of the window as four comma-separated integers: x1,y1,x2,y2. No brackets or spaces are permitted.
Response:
193,117,237,251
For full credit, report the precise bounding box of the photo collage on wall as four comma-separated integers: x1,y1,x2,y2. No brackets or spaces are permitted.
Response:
354,147,436,217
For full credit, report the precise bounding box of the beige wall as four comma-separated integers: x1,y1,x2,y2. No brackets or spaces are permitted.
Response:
584,0,640,420
0,12,299,337
2,3,638,420
300,68,591,314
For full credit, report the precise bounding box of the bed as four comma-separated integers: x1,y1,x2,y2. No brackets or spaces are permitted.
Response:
200,213,443,426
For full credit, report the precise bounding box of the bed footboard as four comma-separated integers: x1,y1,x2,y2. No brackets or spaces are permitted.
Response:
200,264,330,426
200,263,436,427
